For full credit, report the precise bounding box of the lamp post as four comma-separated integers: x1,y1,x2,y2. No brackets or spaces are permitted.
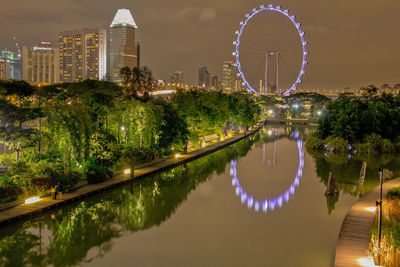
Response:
375,168,383,265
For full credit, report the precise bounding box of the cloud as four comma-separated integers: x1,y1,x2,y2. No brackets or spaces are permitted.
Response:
304,25,328,34
178,7,217,23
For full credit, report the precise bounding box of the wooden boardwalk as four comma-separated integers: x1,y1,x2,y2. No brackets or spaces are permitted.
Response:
0,128,259,226
335,177,400,266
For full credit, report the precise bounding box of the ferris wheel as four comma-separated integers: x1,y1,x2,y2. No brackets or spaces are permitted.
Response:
233,4,308,96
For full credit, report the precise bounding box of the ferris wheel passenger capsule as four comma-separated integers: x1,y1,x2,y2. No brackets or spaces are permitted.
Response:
232,52,237,56
260,5,266,9
276,6,282,10
284,10,289,14
233,41,237,45
237,73,241,77
240,21,244,25
253,8,257,12
268,4,273,8
235,30,240,35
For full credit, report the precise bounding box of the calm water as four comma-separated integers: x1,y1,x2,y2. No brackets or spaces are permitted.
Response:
1,125,399,267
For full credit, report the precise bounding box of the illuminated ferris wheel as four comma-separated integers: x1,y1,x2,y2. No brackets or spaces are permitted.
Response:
233,4,308,96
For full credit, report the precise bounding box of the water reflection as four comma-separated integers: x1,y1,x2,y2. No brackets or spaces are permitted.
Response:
0,134,260,266
230,131,304,213
309,149,400,214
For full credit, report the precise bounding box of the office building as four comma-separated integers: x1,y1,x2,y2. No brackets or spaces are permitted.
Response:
211,75,219,91
170,70,184,85
0,59,11,79
22,42,59,85
108,9,139,82
59,28,107,82
0,50,21,80
198,66,211,89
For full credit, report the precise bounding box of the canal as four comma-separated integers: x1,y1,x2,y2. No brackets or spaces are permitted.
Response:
1,125,399,267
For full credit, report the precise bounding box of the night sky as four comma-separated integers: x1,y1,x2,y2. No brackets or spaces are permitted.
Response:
1,0,399,90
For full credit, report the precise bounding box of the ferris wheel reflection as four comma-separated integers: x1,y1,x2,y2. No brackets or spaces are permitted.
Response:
230,131,304,213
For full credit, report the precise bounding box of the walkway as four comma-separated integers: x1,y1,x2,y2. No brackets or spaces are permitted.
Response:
335,177,400,266
0,128,260,226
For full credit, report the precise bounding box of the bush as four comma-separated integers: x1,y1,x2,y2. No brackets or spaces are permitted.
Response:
306,133,325,151
0,177,24,204
326,137,349,153
84,157,113,184
32,161,80,194
121,146,158,164
357,134,396,154
387,187,400,199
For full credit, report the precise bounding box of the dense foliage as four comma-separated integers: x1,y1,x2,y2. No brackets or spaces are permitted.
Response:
0,77,263,203
308,86,400,154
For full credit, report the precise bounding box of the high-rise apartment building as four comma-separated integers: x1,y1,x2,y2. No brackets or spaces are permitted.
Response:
59,28,107,83
108,9,139,82
0,50,21,80
0,59,11,79
22,42,59,85
198,66,211,89
170,70,184,85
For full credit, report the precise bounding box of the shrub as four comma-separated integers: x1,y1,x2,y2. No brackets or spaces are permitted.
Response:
32,161,80,193
306,133,325,151
382,139,396,153
387,187,400,200
326,137,349,153
121,146,158,164
0,177,24,204
84,157,113,184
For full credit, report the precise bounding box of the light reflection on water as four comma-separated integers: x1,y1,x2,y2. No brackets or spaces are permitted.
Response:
230,131,304,213
0,126,400,266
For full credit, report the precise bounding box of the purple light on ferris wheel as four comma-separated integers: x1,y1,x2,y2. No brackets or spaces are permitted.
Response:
233,5,308,96
230,131,304,214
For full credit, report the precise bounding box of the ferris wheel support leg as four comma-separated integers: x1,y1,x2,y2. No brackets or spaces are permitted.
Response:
265,53,268,96
276,52,279,95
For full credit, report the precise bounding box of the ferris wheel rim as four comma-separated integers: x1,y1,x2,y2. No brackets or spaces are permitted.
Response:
233,4,308,96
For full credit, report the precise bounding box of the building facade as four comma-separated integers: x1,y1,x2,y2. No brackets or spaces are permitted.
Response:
198,66,211,90
0,50,21,80
22,42,59,85
170,70,184,85
108,9,139,82
0,59,11,80
211,75,219,91
59,28,107,83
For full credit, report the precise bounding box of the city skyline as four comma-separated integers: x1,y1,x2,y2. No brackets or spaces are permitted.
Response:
1,1,400,90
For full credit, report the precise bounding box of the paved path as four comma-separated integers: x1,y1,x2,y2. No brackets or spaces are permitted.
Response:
335,177,400,266
0,128,259,226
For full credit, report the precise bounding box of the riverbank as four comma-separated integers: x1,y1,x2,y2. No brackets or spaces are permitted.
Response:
334,176,400,267
0,126,261,226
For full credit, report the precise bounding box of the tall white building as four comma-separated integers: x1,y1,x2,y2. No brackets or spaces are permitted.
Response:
108,9,139,82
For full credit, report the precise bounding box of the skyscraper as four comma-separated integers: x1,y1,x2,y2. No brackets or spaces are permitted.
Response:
59,28,107,83
198,66,211,90
0,59,11,80
22,42,59,85
108,9,139,82
0,50,21,80
211,75,219,91
222,61,236,93
170,70,184,85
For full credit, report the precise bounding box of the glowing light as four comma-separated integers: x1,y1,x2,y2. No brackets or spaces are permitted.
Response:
365,207,377,212
175,154,182,159
233,5,307,96
124,169,131,175
268,109,273,115
25,196,41,204
120,126,125,131
230,132,304,213
357,257,381,267
268,130,273,136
